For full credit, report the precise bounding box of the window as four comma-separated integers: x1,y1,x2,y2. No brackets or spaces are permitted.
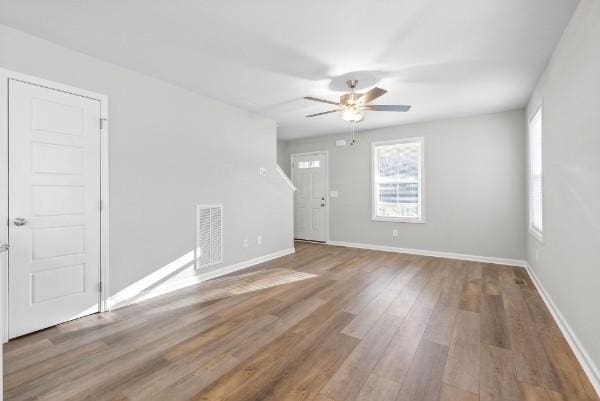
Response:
372,138,424,222
529,107,543,241
298,160,320,169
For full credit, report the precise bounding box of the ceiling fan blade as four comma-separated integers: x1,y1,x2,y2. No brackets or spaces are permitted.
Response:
357,87,387,104
365,105,411,112
304,96,340,106
306,109,339,117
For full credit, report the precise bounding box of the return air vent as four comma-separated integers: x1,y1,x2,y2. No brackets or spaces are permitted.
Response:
195,204,223,269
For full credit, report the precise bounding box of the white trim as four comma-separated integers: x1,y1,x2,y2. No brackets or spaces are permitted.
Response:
372,216,425,224
371,137,425,224
326,240,526,267
0,71,9,345
525,263,600,396
0,68,110,340
108,247,295,310
99,95,110,313
291,151,330,242
276,164,296,191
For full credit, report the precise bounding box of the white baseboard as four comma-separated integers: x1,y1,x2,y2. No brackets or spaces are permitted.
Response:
326,240,526,267
108,247,295,310
525,263,600,396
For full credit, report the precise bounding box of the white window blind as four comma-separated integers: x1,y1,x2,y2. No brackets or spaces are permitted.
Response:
529,107,543,240
372,138,424,222
195,204,223,269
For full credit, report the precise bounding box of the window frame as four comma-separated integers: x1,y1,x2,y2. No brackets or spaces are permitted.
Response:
371,137,425,223
528,106,544,243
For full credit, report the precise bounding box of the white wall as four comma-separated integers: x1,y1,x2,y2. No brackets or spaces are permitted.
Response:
0,25,294,305
526,0,600,384
283,110,527,261
277,139,288,171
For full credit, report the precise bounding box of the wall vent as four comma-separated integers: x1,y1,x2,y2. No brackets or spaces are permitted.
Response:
195,204,223,269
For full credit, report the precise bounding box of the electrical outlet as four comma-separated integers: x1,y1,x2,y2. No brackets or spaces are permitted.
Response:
392,229,399,237
257,235,262,245
243,239,249,248
259,167,266,176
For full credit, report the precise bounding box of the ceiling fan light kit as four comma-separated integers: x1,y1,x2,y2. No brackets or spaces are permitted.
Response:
342,105,364,122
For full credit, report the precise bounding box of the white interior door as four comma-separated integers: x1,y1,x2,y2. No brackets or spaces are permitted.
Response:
8,79,102,338
292,153,327,242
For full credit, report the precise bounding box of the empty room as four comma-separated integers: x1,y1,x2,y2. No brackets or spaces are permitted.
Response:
0,0,598,400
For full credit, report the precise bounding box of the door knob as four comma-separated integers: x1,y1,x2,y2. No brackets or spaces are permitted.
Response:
320,203,326,207
0,244,9,253
13,217,27,226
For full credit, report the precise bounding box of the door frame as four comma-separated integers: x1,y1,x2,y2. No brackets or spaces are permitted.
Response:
290,150,329,242
0,68,110,342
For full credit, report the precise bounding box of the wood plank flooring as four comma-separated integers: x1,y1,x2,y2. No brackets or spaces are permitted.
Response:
4,242,598,401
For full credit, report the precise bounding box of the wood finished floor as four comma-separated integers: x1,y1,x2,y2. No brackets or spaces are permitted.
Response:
4,242,599,401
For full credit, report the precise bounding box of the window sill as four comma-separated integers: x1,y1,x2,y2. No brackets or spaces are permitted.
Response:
372,216,425,224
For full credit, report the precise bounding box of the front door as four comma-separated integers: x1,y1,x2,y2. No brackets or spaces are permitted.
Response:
8,79,102,338
292,153,327,242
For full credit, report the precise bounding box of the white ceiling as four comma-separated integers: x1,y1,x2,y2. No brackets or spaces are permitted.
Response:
0,0,577,140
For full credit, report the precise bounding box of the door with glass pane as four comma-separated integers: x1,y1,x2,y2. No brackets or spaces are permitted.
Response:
291,153,327,242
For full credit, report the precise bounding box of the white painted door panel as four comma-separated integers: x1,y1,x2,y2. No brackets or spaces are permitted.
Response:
292,153,326,242
8,79,101,338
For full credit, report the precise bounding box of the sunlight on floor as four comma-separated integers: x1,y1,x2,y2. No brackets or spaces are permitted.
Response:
108,250,196,309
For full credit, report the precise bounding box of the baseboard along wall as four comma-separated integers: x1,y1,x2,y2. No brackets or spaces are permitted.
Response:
524,263,600,396
327,240,527,267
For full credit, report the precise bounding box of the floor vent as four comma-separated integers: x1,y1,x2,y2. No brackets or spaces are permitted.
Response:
195,204,223,269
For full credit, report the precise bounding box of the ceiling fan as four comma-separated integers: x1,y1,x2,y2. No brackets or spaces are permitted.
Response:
304,80,411,122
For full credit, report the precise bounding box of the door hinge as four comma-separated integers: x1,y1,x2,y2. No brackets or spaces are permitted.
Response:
99,199,103,211
100,118,107,131
98,281,103,293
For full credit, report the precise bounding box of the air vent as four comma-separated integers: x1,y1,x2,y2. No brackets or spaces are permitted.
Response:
195,204,223,269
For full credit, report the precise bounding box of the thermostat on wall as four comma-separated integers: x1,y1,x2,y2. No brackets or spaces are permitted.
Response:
335,139,346,147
